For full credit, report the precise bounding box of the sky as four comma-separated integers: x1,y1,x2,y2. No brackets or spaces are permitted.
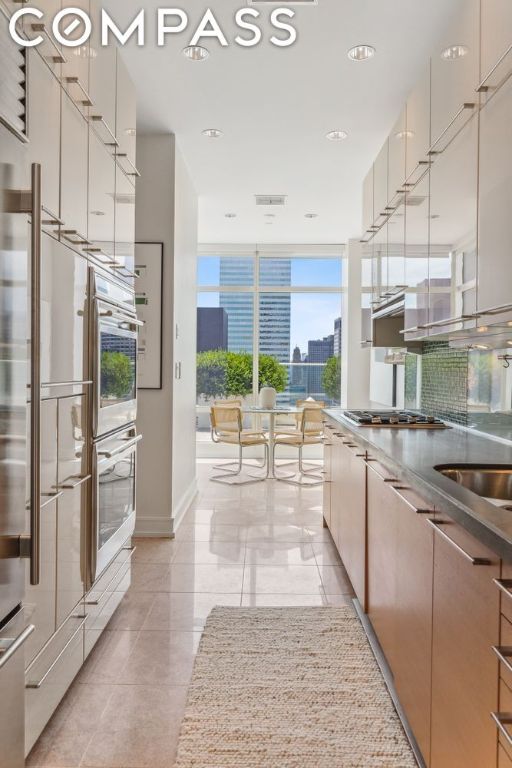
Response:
197,256,342,353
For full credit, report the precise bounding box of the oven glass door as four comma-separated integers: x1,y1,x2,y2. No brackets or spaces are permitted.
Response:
99,321,137,409
98,448,135,550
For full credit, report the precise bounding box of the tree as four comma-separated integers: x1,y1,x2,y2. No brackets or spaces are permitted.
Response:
101,351,133,399
196,350,287,400
322,355,341,402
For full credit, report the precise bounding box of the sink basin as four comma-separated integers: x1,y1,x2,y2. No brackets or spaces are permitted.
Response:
435,465,512,507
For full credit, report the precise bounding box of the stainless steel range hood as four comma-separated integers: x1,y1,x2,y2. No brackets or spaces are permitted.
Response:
371,292,422,350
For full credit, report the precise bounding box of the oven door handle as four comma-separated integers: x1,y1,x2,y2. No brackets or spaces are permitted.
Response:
99,309,143,328
98,434,142,459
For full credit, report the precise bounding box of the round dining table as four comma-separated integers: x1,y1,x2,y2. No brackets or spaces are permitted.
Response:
243,406,301,479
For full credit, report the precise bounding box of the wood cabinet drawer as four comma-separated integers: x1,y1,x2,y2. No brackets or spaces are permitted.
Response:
498,564,512,625
500,744,512,768
496,679,512,763
25,610,85,754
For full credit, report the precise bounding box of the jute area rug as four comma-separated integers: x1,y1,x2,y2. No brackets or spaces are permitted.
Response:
174,606,417,768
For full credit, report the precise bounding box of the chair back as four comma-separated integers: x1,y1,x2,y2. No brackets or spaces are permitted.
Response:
214,398,243,408
296,399,325,409
210,406,243,437
300,407,325,436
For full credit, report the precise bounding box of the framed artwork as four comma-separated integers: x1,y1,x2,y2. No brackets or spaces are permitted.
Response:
135,242,163,390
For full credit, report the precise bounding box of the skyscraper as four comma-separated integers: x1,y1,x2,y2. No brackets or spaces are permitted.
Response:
219,259,254,353
197,307,228,352
218,257,291,363
307,335,334,398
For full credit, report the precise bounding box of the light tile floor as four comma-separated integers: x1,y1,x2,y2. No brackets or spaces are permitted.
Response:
27,462,353,768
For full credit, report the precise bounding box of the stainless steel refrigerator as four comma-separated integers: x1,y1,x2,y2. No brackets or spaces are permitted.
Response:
0,30,37,768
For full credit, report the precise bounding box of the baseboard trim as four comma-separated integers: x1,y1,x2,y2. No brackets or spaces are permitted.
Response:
134,515,174,538
171,476,198,536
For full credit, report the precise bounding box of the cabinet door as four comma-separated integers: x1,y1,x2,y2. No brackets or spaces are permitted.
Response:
60,0,90,99
373,224,388,299
362,167,374,235
24,496,57,666
404,170,430,338
430,519,499,768
387,208,406,293
480,0,512,88
374,140,389,220
335,441,366,606
61,94,88,239
56,396,87,626
478,76,512,318
116,52,137,170
88,130,116,259
26,49,61,224
393,487,435,766
114,167,136,283
89,19,117,139
367,461,398,664
41,235,88,386
388,109,407,200
330,436,344,550
430,0,480,144
322,430,333,529
406,63,431,177
429,114,478,334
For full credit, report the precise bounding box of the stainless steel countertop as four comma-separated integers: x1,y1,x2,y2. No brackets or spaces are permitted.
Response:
324,408,512,561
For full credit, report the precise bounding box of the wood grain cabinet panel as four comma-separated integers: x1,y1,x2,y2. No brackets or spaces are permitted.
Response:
367,464,434,764
329,435,366,606
430,520,500,768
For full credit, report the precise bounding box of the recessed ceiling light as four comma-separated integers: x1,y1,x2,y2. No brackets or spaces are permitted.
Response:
348,45,375,61
225,213,237,218
305,213,318,219
183,45,209,61
441,45,469,60
507,340,512,344
202,128,223,138
396,130,415,140
326,130,348,141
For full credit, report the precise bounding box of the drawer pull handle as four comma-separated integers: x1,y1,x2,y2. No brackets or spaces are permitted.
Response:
390,486,434,515
90,114,119,148
31,23,67,64
26,615,86,689
477,44,512,93
115,152,141,178
491,712,512,749
85,546,136,606
0,624,35,670
427,519,493,566
41,205,64,227
55,473,91,490
492,646,512,676
494,579,512,602
62,76,93,108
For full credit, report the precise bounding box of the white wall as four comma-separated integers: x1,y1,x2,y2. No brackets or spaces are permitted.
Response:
342,240,371,409
134,134,198,537
171,145,198,529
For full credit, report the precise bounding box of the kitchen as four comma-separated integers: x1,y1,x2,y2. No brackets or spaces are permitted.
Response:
1,0,512,767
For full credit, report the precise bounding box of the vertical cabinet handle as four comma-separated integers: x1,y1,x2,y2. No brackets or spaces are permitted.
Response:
30,164,42,586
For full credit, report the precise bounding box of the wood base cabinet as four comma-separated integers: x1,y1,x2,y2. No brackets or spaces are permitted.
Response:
330,433,366,606
367,460,434,764
430,519,500,768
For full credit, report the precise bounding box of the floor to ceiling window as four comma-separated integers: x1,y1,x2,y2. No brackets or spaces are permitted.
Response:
196,245,344,438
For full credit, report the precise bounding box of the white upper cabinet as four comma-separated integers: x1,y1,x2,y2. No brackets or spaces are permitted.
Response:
404,170,430,338
88,130,116,260
430,0,480,146
115,52,138,175
362,167,374,235
406,63,431,178
26,49,61,224
428,113,478,334
114,166,137,285
89,17,117,145
478,75,512,318
388,109,407,199
374,140,389,219
60,94,89,240
480,0,512,92
60,0,91,111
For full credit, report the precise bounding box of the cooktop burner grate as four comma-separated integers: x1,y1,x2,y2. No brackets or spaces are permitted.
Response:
343,410,448,428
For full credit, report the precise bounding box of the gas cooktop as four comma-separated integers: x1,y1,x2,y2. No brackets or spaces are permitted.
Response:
343,410,448,429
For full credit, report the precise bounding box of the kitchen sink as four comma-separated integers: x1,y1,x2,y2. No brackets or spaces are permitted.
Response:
435,465,512,507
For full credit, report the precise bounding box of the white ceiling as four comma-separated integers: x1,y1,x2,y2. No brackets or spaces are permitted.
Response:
103,0,462,244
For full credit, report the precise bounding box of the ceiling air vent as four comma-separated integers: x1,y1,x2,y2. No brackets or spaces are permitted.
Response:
255,195,287,206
